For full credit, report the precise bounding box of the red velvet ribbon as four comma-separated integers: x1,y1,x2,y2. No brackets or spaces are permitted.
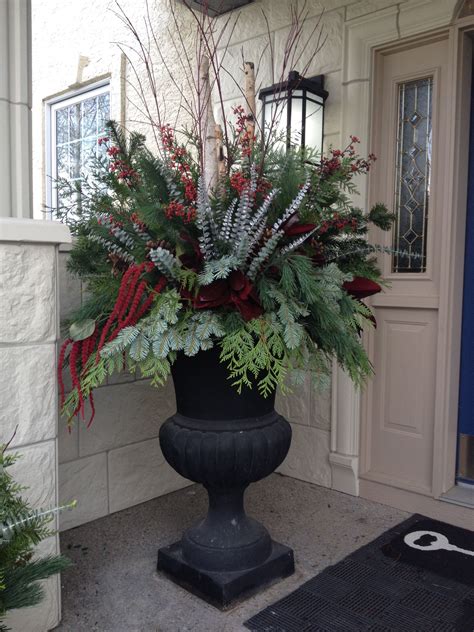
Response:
182,270,263,321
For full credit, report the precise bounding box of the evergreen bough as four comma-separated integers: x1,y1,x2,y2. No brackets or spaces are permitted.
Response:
0,444,72,631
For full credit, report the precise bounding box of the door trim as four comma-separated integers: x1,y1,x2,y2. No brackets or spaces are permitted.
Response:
431,22,472,497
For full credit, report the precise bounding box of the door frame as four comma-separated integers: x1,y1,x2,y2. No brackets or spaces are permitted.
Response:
331,1,474,526
431,19,472,497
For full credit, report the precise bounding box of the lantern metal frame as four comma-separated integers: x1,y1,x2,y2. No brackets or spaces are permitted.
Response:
258,71,328,151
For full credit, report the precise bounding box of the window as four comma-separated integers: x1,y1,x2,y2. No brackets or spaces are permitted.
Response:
46,83,110,216
392,76,432,273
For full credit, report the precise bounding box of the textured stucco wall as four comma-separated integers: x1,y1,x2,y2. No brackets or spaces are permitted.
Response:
0,241,62,631
31,0,405,530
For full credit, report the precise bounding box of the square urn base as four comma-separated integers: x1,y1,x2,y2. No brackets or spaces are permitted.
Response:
157,540,295,609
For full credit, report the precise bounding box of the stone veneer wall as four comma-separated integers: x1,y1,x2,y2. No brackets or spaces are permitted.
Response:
57,246,189,531
1,227,69,631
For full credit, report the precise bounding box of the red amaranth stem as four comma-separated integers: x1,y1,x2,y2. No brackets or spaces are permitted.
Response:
118,264,144,323
135,277,167,321
67,273,166,426
109,280,147,337
96,265,136,359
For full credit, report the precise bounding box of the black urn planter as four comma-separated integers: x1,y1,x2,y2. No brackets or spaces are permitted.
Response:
157,347,295,608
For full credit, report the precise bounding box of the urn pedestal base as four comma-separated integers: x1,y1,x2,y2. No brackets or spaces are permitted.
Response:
157,350,295,607
157,539,294,609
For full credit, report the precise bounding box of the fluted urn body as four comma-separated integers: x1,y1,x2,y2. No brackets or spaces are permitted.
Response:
157,347,295,607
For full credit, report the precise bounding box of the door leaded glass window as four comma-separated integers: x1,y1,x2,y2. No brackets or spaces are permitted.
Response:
48,84,110,215
392,76,433,273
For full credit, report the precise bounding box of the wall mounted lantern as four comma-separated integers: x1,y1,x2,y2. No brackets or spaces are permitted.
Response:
258,71,328,154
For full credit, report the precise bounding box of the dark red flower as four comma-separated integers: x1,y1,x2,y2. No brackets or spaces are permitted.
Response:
343,277,381,300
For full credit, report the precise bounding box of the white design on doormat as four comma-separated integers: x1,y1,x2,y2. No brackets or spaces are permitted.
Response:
404,531,474,557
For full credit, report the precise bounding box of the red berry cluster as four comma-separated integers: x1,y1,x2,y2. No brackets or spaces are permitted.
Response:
160,124,197,220
229,170,271,198
232,105,256,158
318,213,358,236
165,200,196,223
98,137,139,185
320,136,376,177
229,172,248,195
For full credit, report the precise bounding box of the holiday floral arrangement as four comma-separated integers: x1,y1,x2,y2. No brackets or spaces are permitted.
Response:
57,102,394,425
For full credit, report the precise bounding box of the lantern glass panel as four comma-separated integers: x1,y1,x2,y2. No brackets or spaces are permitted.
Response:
263,96,287,151
290,95,303,147
305,98,323,154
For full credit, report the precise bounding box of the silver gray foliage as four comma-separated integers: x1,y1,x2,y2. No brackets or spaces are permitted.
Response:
195,165,314,284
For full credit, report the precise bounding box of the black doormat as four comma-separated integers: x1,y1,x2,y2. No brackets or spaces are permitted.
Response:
244,515,474,631
382,517,474,586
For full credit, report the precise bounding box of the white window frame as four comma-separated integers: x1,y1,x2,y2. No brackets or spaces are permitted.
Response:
45,80,110,218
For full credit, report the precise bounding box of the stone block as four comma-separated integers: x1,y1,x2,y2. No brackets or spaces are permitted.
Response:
58,251,82,320
311,386,332,431
8,440,57,510
108,438,190,513
106,367,137,385
79,379,176,457
276,379,311,426
274,10,343,80
218,35,273,102
304,0,359,18
59,454,108,530
0,243,56,344
1,344,56,447
346,0,400,20
216,0,294,46
276,375,331,430
277,424,331,488
58,414,79,464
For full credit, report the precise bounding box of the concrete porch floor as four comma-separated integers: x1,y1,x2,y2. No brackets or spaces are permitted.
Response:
54,474,409,632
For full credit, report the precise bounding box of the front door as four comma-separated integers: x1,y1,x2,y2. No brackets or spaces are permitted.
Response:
360,35,449,497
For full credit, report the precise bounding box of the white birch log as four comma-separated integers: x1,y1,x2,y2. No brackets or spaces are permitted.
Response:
199,55,218,192
244,61,256,148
